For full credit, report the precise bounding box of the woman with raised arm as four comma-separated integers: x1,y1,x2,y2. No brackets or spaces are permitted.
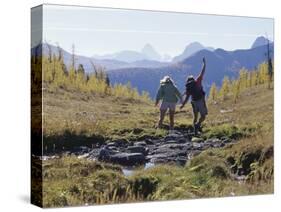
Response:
180,58,208,135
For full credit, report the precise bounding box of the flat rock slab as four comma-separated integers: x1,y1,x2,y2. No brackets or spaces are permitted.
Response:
127,146,148,155
134,141,147,146
109,153,145,166
85,131,234,167
164,132,186,141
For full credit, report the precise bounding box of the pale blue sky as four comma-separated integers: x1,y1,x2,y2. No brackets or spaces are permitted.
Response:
38,4,274,57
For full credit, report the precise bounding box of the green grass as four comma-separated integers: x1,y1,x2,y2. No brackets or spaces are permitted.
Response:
42,86,167,151
41,156,159,207
40,83,274,207
41,135,273,207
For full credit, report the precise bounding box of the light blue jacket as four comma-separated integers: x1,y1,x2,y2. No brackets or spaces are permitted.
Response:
156,82,182,103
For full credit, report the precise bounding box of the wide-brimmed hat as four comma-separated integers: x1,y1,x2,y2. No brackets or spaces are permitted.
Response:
186,75,195,82
160,75,174,84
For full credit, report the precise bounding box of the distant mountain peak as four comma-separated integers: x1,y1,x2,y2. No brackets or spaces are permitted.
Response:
141,43,162,61
173,41,214,63
142,43,154,50
186,42,204,48
251,36,270,49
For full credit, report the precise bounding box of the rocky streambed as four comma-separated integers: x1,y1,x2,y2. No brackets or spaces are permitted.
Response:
41,130,236,175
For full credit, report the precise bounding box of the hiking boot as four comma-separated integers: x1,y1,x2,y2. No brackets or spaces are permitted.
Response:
194,123,202,135
197,123,203,132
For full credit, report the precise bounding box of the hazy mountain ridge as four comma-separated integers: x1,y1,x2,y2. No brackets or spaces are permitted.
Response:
251,36,271,49
173,42,214,62
31,43,169,71
93,43,164,63
108,40,274,98
32,36,274,98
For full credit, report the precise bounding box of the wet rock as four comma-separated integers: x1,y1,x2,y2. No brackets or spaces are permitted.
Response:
111,139,127,147
127,146,148,155
165,140,179,144
178,137,190,143
149,148,187,162
192,142,204,150
158,143,182,149
98,148,112,160
146,144,157,152
109,153,145,166
186,132,194,140
164,131,184,141
87,148,100,159
106,146,118,151
106,142,117,147
144,139,155,145
152,143,191,157
134,141,147,147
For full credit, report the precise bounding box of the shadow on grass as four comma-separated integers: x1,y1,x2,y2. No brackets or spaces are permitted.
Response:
32,124,195,155
32,130,107,155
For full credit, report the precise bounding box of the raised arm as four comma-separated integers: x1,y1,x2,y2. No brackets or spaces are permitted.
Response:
197,57,206,82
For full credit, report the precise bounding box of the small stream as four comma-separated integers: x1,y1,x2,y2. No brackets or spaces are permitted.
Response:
122,162,155,176
40,130,236,177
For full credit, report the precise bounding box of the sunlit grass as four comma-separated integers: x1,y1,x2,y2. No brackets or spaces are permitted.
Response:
40,84,273,207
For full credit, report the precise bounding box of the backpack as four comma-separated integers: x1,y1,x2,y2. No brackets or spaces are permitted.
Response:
185,79,205,101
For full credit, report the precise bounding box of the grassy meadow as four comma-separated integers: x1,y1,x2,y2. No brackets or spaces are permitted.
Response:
31,54,274,207
39,82,273,207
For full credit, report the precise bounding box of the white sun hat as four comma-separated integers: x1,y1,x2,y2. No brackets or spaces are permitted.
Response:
160,75,174,84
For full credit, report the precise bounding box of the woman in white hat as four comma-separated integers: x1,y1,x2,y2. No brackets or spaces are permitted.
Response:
155,76,182,130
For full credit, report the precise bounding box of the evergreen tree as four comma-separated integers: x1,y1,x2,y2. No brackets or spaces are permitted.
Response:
77,64,85,75
105,74,110,87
